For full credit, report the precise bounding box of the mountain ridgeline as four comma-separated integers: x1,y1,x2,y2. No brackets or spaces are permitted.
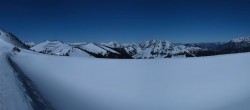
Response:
1,29,250,59
0,29,29,49
29,37,250,59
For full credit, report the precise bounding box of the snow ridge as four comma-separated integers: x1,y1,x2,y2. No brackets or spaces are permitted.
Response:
0,29,28,49
31,41,93,58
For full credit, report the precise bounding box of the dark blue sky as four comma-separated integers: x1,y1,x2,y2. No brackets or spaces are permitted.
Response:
1,0,250,43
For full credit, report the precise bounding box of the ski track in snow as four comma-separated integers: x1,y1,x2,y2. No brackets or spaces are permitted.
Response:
0,46,53,110
8,56,54,110
0,51,31,110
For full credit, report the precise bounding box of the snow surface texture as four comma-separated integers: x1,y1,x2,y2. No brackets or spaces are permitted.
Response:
12,52,250,110
0,41,32,109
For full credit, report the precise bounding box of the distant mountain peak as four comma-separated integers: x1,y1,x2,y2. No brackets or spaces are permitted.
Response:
100,41,123,48
231,37,250,43
140,39,171,49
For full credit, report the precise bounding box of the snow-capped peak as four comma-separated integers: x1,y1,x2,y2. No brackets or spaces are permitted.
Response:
140,39,171,49
231,37,250,43
100,41,123,48
24,42,36,47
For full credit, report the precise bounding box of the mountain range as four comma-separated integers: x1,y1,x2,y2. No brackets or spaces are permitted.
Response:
1,29,250,59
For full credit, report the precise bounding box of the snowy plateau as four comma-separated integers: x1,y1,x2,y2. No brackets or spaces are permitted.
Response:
0,29,250,110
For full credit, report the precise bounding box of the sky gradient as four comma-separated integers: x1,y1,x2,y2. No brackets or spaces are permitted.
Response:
1,0,250,43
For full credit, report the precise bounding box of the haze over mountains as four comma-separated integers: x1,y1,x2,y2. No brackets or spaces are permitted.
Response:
1,28,250,59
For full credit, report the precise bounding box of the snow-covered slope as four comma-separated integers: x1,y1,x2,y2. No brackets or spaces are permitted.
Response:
79,43,122,55
98,45,120,54
24,42,36,48
77,43,132,58
31,41,93,57
100,42,141,56
0,29,28,49
0,38,13,48
32,41,132,58
0,37,32,109
100,41,124,48
79,43,109,55
68,42,88,46
12,52,250,110
0,53,32,110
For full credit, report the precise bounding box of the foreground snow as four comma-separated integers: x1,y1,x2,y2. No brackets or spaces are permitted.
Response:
11,52,250,110
0,46,32,110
